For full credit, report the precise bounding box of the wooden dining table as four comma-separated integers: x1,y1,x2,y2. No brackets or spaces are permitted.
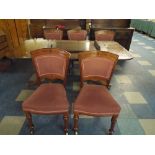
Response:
24,39,133,60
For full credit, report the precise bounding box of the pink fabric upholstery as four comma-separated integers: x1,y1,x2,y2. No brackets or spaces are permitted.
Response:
44,29,63,40
23,83,69,114
82,57,114,80
34,54,66,78
67,30,87,40
95,30,115,41
74,84,121,116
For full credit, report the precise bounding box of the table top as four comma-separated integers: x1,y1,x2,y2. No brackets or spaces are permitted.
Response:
23,39,133,60
95,41,133,60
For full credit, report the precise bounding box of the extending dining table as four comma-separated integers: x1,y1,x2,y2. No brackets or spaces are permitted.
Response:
24,39,133,60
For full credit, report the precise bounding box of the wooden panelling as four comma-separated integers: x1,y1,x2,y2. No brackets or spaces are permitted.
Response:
7,19,19,48
15,19,29,45
0,19,29,57
91,19,131,28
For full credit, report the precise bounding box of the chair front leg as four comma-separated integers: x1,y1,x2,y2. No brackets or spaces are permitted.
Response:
25,112,34,135
64,112,69,135
74,113,79,135
108,114,118,135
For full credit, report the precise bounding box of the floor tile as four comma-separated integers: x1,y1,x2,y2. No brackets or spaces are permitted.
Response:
117,118,144,135
133,39,139,42
71,114,94,119
137,60,152,66
132,53,141,58
73,82,80,91
139,119,155,134
16,89,34,101
29,74,36,81
73,68,80,76
148,70,155,76
137,42,145,45
124,92,147,104
144,46,154,50
115,75,132,84
119,104,137,119
115,64,122,71
0,116,25,135
152,51,155,54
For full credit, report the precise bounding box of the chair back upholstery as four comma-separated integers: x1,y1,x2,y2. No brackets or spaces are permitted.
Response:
44,29,63,40
95,30,115,41
31,48,71,86
79,51,118,87
67,29,87,40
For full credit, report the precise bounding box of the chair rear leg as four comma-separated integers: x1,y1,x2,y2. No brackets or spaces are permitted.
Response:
25,112,34,135
64,113,69,135
74,113,79,135
108,115,118,135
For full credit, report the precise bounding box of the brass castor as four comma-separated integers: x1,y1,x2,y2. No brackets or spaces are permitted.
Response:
74,131,78,135
65,132,69,135
30,125,34,135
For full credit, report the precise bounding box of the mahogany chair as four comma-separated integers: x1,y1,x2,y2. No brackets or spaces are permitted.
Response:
67,29,87,41
95,30,115,41
73,51,121,135
22,48,71,134
44,29,63,40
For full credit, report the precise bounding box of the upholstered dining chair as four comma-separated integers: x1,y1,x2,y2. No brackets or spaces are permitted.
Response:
73,51,121,135
22,48,71,134
67,29,87,41
95,30,115,41
44,29,63,40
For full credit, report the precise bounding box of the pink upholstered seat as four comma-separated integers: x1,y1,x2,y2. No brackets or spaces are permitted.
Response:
44,29,63,40
67,29,87,40
74,84,120,116
95,30,115,41
23,83,68,114
22,48,71,134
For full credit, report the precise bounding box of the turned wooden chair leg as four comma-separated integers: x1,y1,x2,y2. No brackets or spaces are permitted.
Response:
74,113,79,135
109,115,118,135
25,112,34,135
64,113,69,135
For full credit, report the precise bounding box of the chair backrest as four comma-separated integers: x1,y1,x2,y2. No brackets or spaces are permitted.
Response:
79,51,118,88
31,48,71,86
95,30,115,41
67,29,87,41
44,29,63,40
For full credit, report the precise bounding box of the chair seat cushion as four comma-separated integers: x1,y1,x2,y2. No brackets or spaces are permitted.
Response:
22,83,69,114
74,84,121,116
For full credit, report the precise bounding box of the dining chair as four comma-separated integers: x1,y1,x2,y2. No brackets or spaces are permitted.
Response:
73,51,121,135
22,48,71,134
44,29,63,40
67,29,87,41
95,30,115,41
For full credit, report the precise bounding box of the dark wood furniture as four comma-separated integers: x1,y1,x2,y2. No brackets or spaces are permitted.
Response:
95,41,133,60
22,48,71,134
0,31,8,57
29,19,86,39
0,31,11,71
23,39,133,60
73,51,121,134
89,19,134,50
